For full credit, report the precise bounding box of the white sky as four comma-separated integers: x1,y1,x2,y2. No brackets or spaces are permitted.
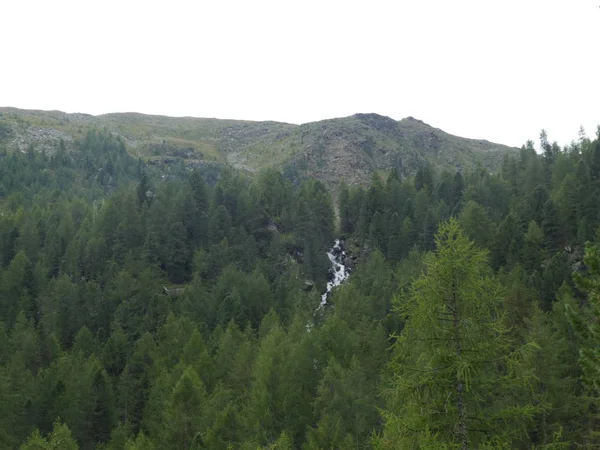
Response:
1,0,598,148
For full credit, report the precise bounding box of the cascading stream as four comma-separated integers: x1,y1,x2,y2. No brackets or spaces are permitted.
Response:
306,239,352,332
317,239,351,310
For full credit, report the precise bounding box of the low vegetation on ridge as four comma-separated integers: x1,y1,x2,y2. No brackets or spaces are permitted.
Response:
0,108,517,191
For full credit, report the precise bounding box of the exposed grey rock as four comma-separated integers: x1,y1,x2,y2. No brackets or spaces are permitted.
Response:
303,280,314,291
11,127,75,155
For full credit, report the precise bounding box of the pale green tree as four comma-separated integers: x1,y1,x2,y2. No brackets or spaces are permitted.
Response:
376,219,540,449
20,420,78,450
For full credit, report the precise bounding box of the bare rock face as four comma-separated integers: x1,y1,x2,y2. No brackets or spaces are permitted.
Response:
12,127,75,155
566,246,586,274
354,113,400,135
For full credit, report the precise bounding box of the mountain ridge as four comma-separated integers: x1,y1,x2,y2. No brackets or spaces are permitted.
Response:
0,107,519,188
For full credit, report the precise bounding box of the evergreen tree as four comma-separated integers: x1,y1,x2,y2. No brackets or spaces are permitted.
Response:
20,420,78,450
458,200,493,249
368,211,386,252
542,199,562,254
377,219,540,449
339,183,352,234
567,236,600,446
163,366,207,449
450,171,465,211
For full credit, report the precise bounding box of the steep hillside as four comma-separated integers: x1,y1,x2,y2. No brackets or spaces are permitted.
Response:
274,114,518,188
0,108,518,188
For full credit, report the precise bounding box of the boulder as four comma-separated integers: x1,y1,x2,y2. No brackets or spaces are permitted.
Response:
303,280,314,291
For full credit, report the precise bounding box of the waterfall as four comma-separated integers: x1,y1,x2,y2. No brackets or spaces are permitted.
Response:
317,239,351,310
306,239,352,332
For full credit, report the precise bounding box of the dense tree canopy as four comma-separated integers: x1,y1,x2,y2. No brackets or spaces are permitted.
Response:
1,128,600,448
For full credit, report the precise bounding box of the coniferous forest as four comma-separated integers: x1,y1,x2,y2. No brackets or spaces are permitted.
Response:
3,127,600,449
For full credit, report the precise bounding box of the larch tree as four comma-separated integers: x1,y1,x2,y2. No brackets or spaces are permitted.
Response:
20,420,79,450
376,219,540,449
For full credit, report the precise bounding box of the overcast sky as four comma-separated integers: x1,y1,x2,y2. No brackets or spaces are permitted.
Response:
2,0,598,148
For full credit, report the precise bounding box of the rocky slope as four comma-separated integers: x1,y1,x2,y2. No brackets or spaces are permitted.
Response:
0,108,518,188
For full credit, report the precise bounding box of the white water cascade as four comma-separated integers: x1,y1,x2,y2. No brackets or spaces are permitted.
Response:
306,239,352,332
317,239,351,310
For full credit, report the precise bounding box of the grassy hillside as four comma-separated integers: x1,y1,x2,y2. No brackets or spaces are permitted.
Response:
0,108,518,188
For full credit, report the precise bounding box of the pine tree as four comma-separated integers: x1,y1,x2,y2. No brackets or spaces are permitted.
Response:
387,212,408,262
450,171,465,211
522,295,580,448
542,199,562,254
116,333,156,433
368,211,386,252
164,366,207,449
307,357,380,449
522,221,546,272
339,183,352,234
458,201,493,249
20,420,79,450
136,172,151,209
567,236,600,445
376,219,540,449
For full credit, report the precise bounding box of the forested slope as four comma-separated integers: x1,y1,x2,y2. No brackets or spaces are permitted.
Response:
1,124,600,449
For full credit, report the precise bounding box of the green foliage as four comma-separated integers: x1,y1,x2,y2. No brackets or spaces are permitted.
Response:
20,420,78,450
567,235,600,446
0,123,599,448
377,219,541,448
458,200,493,249
163,366,207,449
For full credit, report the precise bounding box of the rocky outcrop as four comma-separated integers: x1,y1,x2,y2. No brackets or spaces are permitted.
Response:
12,126,74,154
